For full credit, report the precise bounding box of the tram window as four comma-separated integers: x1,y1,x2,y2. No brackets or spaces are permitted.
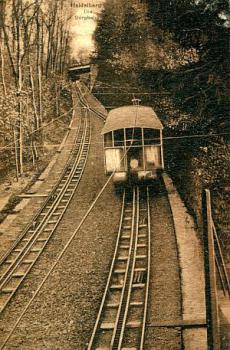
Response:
133,128,142,145
126,128,133,141
105,148,125,172
144,146,161,169
114,129,124,146
144,129,160,145
125,128,142,146
104,132,112,147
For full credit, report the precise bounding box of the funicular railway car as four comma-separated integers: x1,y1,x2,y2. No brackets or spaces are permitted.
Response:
101,103,164,184
68,64,91,81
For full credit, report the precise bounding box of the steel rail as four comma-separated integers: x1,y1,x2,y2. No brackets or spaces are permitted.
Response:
76,82,106,121
87,190,126,349
0,104,91,313
140,186,151,349
0,108,82,267
80,82,107,119
110,188,136,348
0,117,86,283
77,85,105,121
0,115,89,311
88,186,151,349
0,122,84,278
115,186,141,349
116,186,150,349
87,188,136,349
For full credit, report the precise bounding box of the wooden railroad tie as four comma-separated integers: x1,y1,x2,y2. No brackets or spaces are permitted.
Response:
147,319,207,329
18,193,48,198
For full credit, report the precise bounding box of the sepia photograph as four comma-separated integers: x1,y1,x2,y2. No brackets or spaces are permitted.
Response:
0,0,229,349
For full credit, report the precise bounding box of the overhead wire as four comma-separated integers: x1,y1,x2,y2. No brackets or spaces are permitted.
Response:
75,83,229,144
93,80,170,95
0,131,229,151
0,80,148,153
93,92,171,95
0,104,81,153
93,80,136,90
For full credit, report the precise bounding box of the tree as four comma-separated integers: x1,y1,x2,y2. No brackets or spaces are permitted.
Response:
0,0,73,178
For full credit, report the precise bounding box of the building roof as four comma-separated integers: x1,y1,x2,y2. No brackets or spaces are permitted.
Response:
68,64,90,72
101,105,163,134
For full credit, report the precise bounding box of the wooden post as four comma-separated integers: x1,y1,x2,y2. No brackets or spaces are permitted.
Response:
160,129,164,169
202,189,220,350
142,128,145,171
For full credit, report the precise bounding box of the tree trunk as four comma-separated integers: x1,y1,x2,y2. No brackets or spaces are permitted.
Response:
13,125,19,181
55,81,60,116
29,59,40,130
0,36,7,96
15,0,23,176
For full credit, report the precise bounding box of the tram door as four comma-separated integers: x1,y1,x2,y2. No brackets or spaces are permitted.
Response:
125,128,143,182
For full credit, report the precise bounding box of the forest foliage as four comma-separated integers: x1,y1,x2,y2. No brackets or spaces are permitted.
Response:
94,0,229,132
0,0,73,179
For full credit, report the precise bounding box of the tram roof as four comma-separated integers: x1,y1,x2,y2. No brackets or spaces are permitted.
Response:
68,64,90,72
101,105,163,134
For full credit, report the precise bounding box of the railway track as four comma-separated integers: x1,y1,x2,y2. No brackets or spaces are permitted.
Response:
0,103,91,314
88,186,151,350
76,81,107,121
